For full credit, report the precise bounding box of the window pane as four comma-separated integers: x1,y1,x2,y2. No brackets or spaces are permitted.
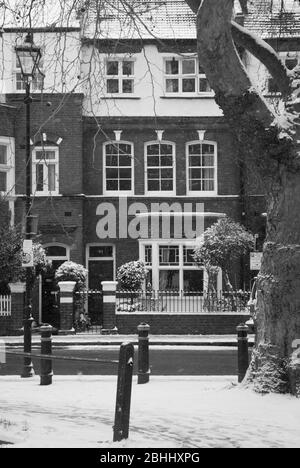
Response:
36,164,44,191
160,144,173,155
145,245,152,266
89,246,113,258
161,179,173,191
159,246,179,265
0,146,7,164
203,180,215,191
191,169,201,179
147,144,159,155
147,156,160,167
190,180,201,191
189,144,201,155
106,168,118,179
183,270,204,292
161,168,173,179
119,155,132,167
35,150,56,160
159,270,180,290
119,168,131,179
107,79,119,93
166,79,179,93
182,59,195,74
190,156,201,167
106,179,118,191
148,180,159,191
45,246,67,257
48,164,56,191
202,144,214,154
182,78,196,93
106,155,118,166
165,60,179,75
122,79,134,93
202,154,214,166
107,61,119,75
119,180,131,191
122,61,134,75
119,144,132,154
199,78,211,92
148,169,159,179
160,155,173,166
0,172,6,191
106,144,119,155
184,248,196,266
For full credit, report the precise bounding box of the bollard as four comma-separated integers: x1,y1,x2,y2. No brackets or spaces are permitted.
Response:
40,325,53,386
237,323,249,383
113,342,134,442
137,323,151,385
21,316,35,378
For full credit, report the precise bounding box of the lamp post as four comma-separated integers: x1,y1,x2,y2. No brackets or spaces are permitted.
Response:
15,32,41,378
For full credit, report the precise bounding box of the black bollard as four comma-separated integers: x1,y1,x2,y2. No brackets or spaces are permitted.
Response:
21,316,35,378
113,342,134,442
40,325,53,386
237,323,249,383
137,323,150,385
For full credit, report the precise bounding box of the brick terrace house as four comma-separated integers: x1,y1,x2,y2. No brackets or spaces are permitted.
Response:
0,0,299,331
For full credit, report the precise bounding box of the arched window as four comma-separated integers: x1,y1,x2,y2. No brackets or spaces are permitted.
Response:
145,141,176,195
103,141,134,195
186,141,217,195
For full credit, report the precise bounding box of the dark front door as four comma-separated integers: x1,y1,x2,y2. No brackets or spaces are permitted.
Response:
88,260,114,325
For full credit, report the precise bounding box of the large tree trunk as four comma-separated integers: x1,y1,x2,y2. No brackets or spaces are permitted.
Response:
185,0,300,394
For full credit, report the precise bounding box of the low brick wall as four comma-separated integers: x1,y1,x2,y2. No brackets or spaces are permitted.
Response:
116,313,250,335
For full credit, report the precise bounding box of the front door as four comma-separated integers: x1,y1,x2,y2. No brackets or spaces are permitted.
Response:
42,260,63,329
88,259,114,325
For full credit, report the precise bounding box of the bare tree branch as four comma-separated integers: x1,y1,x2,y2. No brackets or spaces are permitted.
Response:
196,0,274,125
232,21,292,96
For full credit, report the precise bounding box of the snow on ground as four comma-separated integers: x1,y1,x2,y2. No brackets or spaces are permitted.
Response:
0,376,299,448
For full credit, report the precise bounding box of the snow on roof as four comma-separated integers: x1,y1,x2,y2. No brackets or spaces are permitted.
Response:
244,0,300,38
82,0,197,40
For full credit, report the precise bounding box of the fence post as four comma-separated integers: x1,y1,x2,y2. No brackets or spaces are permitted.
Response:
237,323,249,383
101,281,118,334
40,325,53,386
58,281,76,334
113,342,134,442
137,323,150,384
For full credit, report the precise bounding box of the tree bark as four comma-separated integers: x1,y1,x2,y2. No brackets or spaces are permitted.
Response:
191,0,300,394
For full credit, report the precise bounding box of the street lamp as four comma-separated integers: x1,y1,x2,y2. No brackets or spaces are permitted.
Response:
15,32,42,378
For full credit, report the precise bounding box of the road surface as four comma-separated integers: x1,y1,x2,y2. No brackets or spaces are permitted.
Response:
0,345,252,376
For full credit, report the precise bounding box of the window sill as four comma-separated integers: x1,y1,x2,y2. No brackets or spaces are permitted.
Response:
33,193,61,197
187,192,218,197
161,94,214,99
102,95,141,100
103,191,135,196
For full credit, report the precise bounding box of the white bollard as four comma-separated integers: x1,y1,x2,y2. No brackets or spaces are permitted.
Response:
0,339,6,364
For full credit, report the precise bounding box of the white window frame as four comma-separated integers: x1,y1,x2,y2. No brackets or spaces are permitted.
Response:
44,243,70,262
14,49,44,93
32,146,59,196
145,140,176,196
186,140,218,196
0,137,15,196
163,55,214,97
103,141,134,196
139,239,222,292
105,57,135,96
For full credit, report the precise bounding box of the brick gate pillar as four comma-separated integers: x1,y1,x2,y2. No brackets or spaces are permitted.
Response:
101,281,118,335
58,281,76,334
8,282,26,332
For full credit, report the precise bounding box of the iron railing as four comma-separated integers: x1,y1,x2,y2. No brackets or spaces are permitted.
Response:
0,295,11,317
116,290,251,314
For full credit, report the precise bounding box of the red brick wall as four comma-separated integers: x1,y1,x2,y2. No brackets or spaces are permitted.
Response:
116,313,251,335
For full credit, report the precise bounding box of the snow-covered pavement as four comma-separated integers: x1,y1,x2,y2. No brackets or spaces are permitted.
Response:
0,376,299,448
